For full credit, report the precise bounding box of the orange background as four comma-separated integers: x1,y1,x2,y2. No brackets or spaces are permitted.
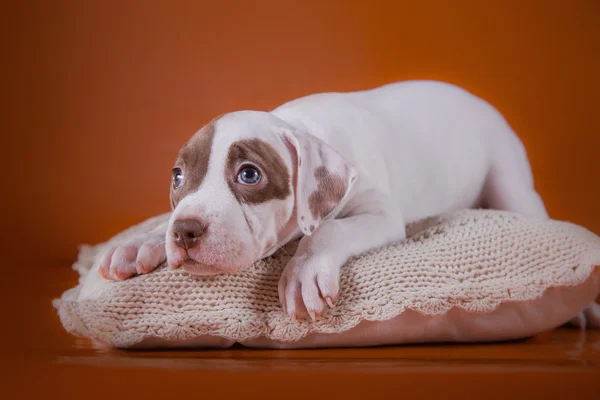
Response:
3,0,599,265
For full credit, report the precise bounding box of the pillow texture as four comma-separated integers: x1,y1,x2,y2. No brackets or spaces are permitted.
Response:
54,210,600,349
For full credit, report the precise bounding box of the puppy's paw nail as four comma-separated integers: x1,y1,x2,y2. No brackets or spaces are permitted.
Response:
325,297,335,308
308,310,316,321
110,268,126,281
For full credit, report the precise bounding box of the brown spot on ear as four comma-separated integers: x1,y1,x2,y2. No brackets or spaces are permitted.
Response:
225,138,291,204
170,119,218,207
308,166,348,220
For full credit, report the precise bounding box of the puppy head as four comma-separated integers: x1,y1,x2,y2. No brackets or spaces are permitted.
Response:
167,111,357,275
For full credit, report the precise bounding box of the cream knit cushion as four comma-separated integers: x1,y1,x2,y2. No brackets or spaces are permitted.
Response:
53,210,600,349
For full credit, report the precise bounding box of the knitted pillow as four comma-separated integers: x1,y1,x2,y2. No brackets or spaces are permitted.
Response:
53,210,600,349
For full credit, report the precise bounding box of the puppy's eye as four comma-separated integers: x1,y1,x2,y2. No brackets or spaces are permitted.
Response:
172,168,184,189
237,166,261,185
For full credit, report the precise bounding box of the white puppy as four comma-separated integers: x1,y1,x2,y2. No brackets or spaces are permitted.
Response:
99,80,560,321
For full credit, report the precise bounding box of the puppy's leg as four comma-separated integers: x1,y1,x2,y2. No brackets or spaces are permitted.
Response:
279,191,405,320
483,133,600,329
569,302,600,329
483,168,548,219
482,136,548,219
98,220,168,280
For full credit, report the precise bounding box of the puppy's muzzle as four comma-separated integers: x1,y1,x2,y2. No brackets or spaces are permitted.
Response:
172,218,207,250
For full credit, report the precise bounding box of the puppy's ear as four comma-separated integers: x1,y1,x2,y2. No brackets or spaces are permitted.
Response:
282,128,358,236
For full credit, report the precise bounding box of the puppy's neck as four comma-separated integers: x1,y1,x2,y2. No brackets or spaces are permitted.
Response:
260,209,302,258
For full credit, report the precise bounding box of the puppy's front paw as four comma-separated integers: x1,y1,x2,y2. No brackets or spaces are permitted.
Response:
98,232,166,281
278,254,340,321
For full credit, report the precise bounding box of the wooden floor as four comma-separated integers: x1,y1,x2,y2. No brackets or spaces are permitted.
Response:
4,263,599,400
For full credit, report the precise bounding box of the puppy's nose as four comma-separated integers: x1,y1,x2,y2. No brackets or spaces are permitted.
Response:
172,218,207,249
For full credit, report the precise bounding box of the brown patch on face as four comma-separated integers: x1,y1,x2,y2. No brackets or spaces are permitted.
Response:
225,138,291,204
308,166,348,220
170,120,218,208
